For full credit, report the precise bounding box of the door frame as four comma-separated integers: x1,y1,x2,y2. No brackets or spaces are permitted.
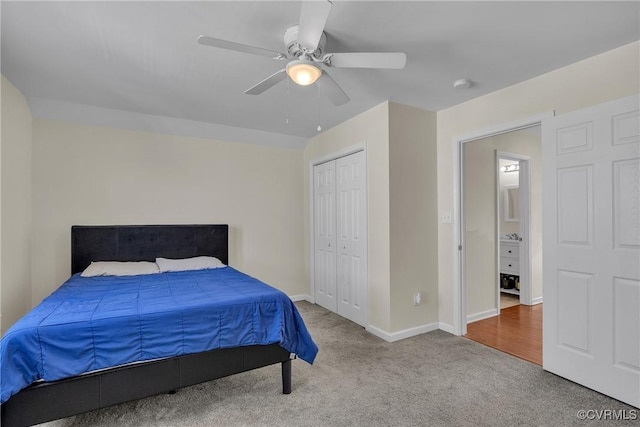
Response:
496,151,532,309
453,112,553,336
309,142,368,321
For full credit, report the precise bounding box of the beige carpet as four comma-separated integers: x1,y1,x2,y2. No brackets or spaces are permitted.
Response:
41,301,636,427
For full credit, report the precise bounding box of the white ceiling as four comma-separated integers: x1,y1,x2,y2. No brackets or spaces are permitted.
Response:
2,1,639,147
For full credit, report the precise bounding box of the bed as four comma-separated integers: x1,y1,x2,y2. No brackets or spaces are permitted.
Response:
0,224,317,427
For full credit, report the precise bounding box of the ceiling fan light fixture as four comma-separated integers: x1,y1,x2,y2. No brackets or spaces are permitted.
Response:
286,59,322,86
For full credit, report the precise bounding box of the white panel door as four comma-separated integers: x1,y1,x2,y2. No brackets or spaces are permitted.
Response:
542,95,640,408
314,160,337,312
336,151,368,326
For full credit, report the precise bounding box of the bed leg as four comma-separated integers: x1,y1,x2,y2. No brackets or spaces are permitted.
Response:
281,360,292,394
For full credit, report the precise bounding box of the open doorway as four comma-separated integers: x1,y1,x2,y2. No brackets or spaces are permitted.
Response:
498,156,522,309
459,125,543,365
496,152,531,309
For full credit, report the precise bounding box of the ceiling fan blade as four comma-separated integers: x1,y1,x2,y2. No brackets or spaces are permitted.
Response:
324,52,407,69
297,0,332,52
316,71,350,106
244,69,288,95
198,35,287,60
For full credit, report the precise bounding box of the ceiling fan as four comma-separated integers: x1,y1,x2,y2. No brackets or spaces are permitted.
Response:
197,0,406,106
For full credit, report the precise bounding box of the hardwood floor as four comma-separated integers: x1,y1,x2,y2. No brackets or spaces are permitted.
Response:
465,303,542,366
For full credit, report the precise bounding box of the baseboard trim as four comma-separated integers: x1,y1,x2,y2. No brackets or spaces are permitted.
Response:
366,322,440,343
289,294,312,302
467,308,499,324
438,322,457,335
532,296,543,305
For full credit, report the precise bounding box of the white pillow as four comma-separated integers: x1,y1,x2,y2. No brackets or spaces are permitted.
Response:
81,261,160,277
155,256,225,273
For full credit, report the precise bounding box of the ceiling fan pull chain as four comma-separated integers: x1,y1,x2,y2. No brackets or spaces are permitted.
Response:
285,78,290,125
316,85,322,132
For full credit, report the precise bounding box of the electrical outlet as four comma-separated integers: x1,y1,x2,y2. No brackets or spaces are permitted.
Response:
413,292,422,306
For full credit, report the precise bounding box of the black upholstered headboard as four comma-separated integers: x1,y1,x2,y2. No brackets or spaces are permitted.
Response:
71,225,229,274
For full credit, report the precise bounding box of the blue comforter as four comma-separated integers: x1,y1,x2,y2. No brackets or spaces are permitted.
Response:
0,267,318,404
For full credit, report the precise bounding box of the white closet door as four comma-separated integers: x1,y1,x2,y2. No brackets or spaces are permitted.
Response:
314,160,337,311
336,151,367,326
542,95,639,408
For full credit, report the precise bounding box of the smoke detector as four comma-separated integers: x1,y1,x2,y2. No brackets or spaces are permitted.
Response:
453,78,473,89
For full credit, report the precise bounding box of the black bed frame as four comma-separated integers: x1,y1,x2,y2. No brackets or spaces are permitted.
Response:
1,225,293,427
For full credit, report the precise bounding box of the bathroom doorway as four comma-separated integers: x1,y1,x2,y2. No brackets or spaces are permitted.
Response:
496,152,531,310
497,155,522,310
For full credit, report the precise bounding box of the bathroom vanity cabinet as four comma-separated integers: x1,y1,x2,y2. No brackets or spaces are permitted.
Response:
500,240,520,295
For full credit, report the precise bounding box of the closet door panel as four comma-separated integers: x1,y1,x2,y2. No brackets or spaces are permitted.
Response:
314,161,337,312
336,151,367,326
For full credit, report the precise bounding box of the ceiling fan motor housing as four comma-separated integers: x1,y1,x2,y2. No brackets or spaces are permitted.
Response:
284,25,326,60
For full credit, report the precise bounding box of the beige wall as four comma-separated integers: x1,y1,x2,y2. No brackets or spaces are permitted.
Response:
304,101,438,334
304,102,391,330
31,120,305,305
389,102,438,331
1,75,33,333
463,128,542,317
437,41,640,327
